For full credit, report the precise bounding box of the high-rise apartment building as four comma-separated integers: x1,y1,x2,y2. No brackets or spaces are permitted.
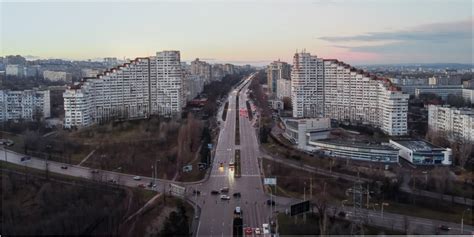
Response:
267,60,291,94
191,58,212,84
0,89,50,122
291,51,409,136
428,105,474,141
277,79,291,99
63,51,184,129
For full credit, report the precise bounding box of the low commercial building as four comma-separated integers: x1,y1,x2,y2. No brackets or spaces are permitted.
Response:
307,140,399,163
282,117,331,149
389,139,452,165
414,85,463,100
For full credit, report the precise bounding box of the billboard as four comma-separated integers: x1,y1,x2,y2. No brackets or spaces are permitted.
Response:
290,200,310,216
264,178,277,185
169,184,186,198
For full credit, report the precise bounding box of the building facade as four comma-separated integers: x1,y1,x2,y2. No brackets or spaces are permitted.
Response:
63,51,184,129
291,51,409,136
277,78,291,99
190,58,212,84
390,139,452,165
282,117,331,149
267,60,291,94
307,140,399,163
427,105,474,141
43,70,72,82
0,89,50,122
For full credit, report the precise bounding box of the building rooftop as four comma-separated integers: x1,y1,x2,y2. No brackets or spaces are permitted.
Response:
391,139,442,151
311,139,398,151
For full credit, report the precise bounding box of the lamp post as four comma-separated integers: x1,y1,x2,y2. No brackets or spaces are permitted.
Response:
381,202,389,219
461,208,471,234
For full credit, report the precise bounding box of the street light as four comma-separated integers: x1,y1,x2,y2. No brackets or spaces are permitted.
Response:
380,202,389,219
461,208,471,234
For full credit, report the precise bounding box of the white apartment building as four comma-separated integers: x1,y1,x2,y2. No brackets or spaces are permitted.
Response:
462,89,474,104
291,51,409,136
0,89,50,122
277,79,291,99
63,51,184,129
267,60,291,94
428,105,474,142
43,70,72,82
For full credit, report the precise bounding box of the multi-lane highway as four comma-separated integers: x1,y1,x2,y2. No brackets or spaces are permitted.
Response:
188,73,274,236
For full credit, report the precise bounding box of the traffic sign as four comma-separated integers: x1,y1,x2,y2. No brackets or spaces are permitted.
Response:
264,178,276,185
290,200,310,216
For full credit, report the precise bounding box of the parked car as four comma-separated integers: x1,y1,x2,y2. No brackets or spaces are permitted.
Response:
20,156,31,162
133,176,141,181
193,189,201,195
234,206,242,215
439,225,451,231
254,228,261,235
266,200,275,206
233,192,241,198
220,195,230,200
60,166,68,169
262,223,270,234
211,190,220,195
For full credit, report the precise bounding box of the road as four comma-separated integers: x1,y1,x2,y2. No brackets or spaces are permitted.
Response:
187,73,277,236
0,148,175,193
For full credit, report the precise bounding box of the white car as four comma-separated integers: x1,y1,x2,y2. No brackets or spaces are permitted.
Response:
220,195,230,200
133,176,141,181
254,228,261,235
262,223,270,234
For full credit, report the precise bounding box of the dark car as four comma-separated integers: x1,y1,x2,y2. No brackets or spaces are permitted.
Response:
266,200,275,206
439,225,451,231
338,211,347,218
211,190,220,195
233,192,241,198
193,190,201,195
60,166,68,169
20,156,31,162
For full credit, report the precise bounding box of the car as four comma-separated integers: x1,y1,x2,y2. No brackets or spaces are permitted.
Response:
233,192,241,198
193,189,201,195
211,190,220,195
220,195,230,200
20,156,31,162
60,166,68,169
338,211,347,218
244,227,253,235
219,162,224,168
266,200,275,206
254,228,261,235
133,176,141,181
439,225,451,231
220,187,229,193
90,169,99,173
262,223,270,234
147,182,153,188
234,206,242,215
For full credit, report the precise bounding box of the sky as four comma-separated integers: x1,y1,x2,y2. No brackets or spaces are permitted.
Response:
1,0,473,65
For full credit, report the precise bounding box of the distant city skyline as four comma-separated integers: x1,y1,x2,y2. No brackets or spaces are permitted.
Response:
1,0,472,65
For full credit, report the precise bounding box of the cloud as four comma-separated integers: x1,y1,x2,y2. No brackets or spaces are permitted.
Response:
320,18,472,43
319,18,473,63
